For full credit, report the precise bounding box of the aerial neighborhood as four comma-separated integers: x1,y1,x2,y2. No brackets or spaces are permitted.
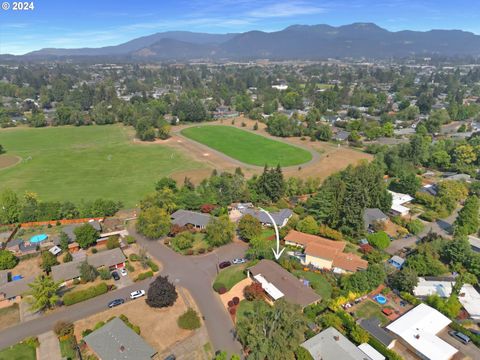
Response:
1,3,480,360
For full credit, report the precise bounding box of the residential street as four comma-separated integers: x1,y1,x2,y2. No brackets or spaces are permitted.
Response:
0,277,154,350
130,224,247,356
0,225,247,356
386,207,459,255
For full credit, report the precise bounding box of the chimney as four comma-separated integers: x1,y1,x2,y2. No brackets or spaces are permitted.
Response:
120,345,125,352
333,336,340,341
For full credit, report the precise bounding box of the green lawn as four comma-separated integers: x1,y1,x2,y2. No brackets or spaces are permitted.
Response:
293,270,333,300
354,300,389,325
213,263,248,291
181,125,312,167
59,336,77,359
236,299,255,322
0,342,36,360
0,125,204,207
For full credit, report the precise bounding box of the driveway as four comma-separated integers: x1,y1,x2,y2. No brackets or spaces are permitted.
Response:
438,328,480,360
37,331,61,360
130,225,247,356
386,208,459,255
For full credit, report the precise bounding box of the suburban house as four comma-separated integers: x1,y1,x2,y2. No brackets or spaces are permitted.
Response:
285,230,368,273
0,275,35,308
84,317,157,360
52,248,126,286
386,303,458,360
247,260,321,308
212,105,239,119
334,130,350,142
171,210,211,229
62,220,102,242
301,327,378,360
359,318,396,349
240,208,293,228
363,208,388,230
419,184,438,197
388,191,413,216
388,255,405,270
413,277,480,320
5,238,39,256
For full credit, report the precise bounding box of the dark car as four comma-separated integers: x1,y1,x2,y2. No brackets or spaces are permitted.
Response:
219,261,231,269
164,355,176,360
108,298,125,308
449,331,471,345
111,271,120,281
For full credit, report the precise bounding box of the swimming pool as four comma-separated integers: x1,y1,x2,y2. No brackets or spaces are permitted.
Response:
374,294,387,305
30,234,48,243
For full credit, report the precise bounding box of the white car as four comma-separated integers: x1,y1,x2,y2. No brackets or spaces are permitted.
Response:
130,290,145,299
232,258,246,264
120,268,128,276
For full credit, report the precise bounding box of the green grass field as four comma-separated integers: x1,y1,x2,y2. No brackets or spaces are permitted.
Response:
0,342,36,360
181,125,312,167
213,263,248,291
293,270,333,300
0,125,204,207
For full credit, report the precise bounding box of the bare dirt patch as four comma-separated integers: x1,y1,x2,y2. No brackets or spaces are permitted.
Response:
74,287,199,353
0,303,20,331
0,155,21,170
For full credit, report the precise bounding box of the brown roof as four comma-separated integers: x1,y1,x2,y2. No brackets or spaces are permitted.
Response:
305,243,341,261
248,260,321,307
332,252,368,272
285,230,346,250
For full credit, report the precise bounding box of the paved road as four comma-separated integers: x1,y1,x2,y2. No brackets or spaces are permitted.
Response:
386,208,459,255
131,224,247,356
0,278,153,350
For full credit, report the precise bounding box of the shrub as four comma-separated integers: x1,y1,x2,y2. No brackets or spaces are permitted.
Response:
200,204,216,213
118,314,141,335
318,225,343,240
218,287,227,295
24,337,39,348
63,252,73,263
129,253,139,261
406,219,424,235
229,307,236,315
213,282,226,293
93,321,105,330
54,321,74,336
177,308,201,330
185,249,194,256
63,283,108,306
147,260,159,272
135,271,154,281
171,231,195,251
0,250,19,270
82,329,93,338
367,231,390,250
98,267,112,280
106,236,120,249
125,235,136,244
91,248,98,254
244,283,264,301
232,297,240,305
228,300,234,308
198,248,205,254
126,263,134,272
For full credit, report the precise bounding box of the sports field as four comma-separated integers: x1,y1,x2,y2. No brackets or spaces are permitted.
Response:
181,125,312,166
0,125,204,206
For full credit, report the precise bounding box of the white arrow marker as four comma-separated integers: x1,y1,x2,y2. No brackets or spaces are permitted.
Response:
259,207,285,261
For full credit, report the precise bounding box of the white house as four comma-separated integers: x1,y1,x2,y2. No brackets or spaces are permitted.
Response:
388,191,413,216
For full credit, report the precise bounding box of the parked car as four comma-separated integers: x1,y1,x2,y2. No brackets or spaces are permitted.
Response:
164,355,176,360
130,290,146,299
219,261,231,269
232,258,246,264
120,268,128,276
108,299,125,308
449,331,471,345
111,271,120,281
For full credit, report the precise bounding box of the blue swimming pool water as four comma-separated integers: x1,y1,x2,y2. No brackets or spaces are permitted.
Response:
30,234,48,243
374,295,387,304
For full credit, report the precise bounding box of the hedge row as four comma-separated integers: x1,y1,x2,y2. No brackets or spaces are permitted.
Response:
63,283,108,306
368,337,402,360
135,271,154,282
147,260,159,272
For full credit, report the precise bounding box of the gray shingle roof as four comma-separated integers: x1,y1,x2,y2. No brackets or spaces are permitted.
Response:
0,271,8,287
359,317,395,347
84,317,157,360
52,248,126,282
0,276,35,299
363,208,388,229
301,327,372,360
248,260,320,307
240,208,293,227
62,221,102,242
171,210,211,227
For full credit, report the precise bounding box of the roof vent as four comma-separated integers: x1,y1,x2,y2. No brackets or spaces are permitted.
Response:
333,335,340,341
120,345,125,352
414,334,420,339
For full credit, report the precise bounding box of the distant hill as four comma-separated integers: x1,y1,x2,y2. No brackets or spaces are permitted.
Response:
8,23,480,60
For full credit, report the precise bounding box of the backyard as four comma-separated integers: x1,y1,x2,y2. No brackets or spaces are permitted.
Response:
181,125,313,167
0,125,205,206
353,300,389,326
292,270,333,300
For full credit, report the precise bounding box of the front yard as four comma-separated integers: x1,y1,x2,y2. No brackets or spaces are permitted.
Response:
292,270,333,300
168,232,211,255
0,303,20,331
236,299,255,323
213,263,248,291
0,341,36,360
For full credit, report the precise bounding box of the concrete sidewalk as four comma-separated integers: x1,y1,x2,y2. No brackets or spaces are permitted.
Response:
37,331,62,360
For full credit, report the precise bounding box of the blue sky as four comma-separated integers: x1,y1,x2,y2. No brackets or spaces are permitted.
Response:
1,0,480,55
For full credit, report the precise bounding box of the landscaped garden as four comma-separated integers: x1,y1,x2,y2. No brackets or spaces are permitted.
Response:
0,125,204,206
181,125,313,166
168,232,211,255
